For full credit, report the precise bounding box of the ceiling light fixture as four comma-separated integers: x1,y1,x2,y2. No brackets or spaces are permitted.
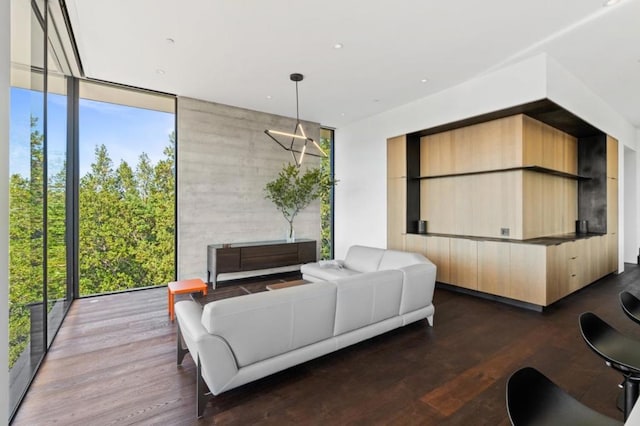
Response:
603,0,620,6
265,73,327,167
334,43,344,49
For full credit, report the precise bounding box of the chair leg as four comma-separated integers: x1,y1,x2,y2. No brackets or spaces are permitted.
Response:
197,356,210,419
623,377,640,421
176,323,189,366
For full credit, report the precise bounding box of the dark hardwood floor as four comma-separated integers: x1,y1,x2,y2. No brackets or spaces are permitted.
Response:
12,266,640,425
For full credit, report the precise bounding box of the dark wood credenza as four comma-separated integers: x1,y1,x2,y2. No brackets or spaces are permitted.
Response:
207,239,316,287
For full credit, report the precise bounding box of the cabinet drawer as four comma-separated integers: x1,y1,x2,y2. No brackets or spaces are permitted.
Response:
241,244,298,270
217,248,240,273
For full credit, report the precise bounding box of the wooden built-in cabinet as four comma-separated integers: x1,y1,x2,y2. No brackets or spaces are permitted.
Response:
419,114,580,239
478,241,510,297
606,136,618,274
387,104,619,308
449,238,478,290
401,234,614,306
387,135,406,250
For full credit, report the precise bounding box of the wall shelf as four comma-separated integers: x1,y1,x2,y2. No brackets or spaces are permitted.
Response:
412,165,590,181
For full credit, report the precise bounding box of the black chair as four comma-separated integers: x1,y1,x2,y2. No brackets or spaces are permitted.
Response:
620,291,640,325
579,312,640,420
506,367,621,425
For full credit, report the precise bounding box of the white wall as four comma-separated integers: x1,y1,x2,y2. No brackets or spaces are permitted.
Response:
334,54,548,258
335,54,638,266
1,0,10,422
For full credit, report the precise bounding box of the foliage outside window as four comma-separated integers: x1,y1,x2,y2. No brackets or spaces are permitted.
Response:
319,136,332,260
79,133,175,295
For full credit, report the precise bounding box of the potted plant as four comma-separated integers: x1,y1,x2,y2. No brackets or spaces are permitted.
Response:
264,163,334,242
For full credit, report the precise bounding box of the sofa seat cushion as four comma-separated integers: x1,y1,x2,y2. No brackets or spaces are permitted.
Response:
202,281,337,367
333,270,404,336
301,262,361,281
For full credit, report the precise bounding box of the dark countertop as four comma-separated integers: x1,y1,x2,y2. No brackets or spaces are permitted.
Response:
407,232,606,246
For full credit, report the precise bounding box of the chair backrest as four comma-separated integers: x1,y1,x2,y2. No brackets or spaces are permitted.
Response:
620,291,640,325
506,367,621,426
579,312,640,375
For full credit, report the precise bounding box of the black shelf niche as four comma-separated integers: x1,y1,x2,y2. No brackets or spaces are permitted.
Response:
402,98,608,237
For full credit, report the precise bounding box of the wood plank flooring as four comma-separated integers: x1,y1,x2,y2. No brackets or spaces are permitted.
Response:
12,266,640,425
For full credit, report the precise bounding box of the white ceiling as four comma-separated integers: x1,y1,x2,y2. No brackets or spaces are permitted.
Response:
65,0,640,129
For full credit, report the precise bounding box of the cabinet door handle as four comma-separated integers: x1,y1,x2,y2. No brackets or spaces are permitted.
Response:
571,274,577,277
571,256,577,260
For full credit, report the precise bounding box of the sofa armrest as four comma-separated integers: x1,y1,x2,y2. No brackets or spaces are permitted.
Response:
175,300,239,395
398,263,437,315
175,300,206,360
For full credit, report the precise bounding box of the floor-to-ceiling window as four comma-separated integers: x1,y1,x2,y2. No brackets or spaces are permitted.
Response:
8,1,176,420
320,128,334,259
44,6,72,348
9,0,47,418
77,81,175,296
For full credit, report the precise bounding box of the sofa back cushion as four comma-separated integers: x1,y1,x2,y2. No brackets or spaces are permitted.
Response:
378,249,429,270
333,270,403,336
343,245,385,272
202,282,337,368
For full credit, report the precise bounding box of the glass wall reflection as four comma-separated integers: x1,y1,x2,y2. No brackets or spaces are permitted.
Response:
9,0,46,417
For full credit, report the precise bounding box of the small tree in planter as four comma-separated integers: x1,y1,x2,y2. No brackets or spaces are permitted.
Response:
265,163,334,242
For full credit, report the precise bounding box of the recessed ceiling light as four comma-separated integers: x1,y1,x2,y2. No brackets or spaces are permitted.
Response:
266,95,272,100
603,0,620,6
156,69,165,75
420,78,428,83
340,112,345,116
333,43,344,49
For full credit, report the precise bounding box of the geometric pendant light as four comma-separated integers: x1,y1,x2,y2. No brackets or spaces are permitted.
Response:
265,73,327,167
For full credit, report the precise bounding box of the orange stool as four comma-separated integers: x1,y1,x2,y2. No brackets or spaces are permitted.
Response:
168,278,208,321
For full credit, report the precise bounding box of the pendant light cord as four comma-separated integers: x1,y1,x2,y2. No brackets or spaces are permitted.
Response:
295,80,300,122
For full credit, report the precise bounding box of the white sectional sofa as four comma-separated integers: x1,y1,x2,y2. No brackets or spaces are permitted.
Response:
174,246,437,418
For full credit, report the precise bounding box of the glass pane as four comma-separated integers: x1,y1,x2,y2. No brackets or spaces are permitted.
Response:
320,128,334,260
9,0,46,416
46,70,69,347
78,84,175,296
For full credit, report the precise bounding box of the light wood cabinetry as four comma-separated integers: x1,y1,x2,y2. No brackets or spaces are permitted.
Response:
387,177,406,250
422,171,522,238
522,172,577,239
387,106,618,308
509,244,547,306
404,233,426,255
387,136,407,250
546,242,569,304
606,136,618,272
419,115,578,239
387,135,406,178
449,238,478,290
449,235,611,306
420,114,578,178
426,235,451,284
478,241,510,297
